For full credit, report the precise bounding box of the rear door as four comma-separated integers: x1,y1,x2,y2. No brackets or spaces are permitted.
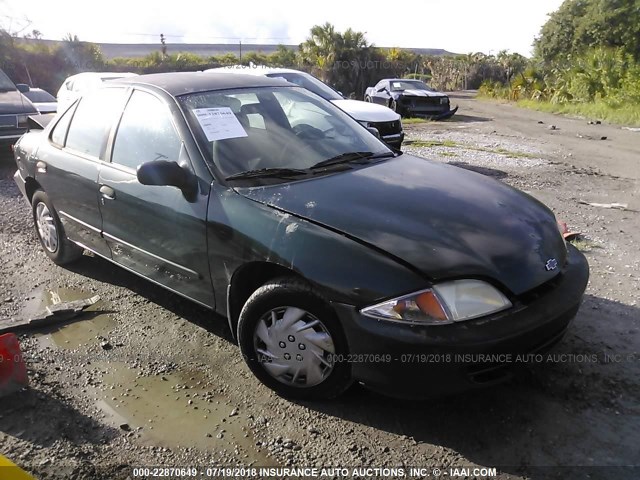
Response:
34,88,127,257
97,89,214,307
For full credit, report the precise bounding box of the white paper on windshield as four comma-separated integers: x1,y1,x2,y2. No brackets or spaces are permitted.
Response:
392,82,403,88
193,107,248,142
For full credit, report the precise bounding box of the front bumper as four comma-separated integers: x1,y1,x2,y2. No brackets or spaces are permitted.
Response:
381,132,404,149
409,105,458,120
332,243,589,398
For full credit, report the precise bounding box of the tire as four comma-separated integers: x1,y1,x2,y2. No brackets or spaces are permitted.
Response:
364,95,372,103
237,277,352,400
32,190,83,265
390,99,398,113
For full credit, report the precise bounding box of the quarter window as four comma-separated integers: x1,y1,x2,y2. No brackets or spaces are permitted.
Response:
50,104,75,147
112,90,181,170
65,88,125,158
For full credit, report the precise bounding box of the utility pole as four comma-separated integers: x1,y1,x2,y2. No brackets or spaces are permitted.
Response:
239,40,242,62
160,33,167,58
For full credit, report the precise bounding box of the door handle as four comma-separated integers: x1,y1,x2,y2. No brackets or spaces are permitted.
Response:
36,161,47,173
99,185,116,200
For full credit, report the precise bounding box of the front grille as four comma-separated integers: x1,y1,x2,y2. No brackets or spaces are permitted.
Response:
518,272,564,305
408,96,445,106
372,120,402,137
0,114,18,129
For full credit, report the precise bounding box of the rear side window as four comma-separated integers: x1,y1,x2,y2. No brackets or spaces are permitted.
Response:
111,90,181,170
65,88,125,158
50,105,76,147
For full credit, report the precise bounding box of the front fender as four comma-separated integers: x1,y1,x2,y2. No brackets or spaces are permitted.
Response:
207,185,427,314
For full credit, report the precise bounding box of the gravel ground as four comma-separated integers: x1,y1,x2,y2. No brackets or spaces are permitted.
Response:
0,94,638,480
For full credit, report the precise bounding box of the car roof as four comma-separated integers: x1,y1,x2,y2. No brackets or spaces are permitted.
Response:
205,66,305,76
110,71,291,96
67,72,138,79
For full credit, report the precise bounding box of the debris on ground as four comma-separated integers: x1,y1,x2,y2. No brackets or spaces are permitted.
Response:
578,201,629,210
0,295,100,334
557,221,582,241
0,333,28,397
548,125,558,130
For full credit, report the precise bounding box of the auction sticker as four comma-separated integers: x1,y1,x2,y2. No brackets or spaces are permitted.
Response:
193,107,248,142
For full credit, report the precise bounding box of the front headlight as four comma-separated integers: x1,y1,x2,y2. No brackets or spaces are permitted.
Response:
358,120,370,128
360,280,512,325
440,97,449,105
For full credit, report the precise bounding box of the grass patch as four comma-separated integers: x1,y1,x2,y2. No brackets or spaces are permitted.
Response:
516,99,640,127
402,117,430,124
409,139,460,148
440,151,459,157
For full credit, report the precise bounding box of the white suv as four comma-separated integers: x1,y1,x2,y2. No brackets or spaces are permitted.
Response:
56,72,138,112
206,66,404,149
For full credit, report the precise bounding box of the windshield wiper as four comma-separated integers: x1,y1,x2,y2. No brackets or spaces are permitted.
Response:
310,151,395,170
225,167,308,181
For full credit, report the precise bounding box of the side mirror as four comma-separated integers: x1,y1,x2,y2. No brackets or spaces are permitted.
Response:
137,160,196,198
16,84,30,93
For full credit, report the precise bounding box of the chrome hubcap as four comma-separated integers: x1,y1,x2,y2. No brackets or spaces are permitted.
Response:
35,202,58,253
253,306,335,388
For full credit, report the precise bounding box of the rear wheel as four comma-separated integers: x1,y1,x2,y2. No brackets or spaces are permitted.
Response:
237,277,352,399
32,190,82,265
364,95,372,102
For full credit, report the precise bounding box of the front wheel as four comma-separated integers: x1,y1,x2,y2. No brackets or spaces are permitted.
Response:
364,95,372,102
32,190,83,265
237,278,352,400
390,99,399,113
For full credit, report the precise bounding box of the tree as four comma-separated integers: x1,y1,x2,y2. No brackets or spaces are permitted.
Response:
534,0,640,64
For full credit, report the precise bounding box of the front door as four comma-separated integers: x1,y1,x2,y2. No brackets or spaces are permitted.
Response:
97,89,214,307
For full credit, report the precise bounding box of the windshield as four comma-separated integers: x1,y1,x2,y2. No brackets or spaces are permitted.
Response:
179,86,391,180
0,69,17,92
390,80,434,92
24,89,56,103
265,72,343,101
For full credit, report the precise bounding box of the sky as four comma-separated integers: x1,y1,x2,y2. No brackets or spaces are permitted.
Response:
1,0,565,57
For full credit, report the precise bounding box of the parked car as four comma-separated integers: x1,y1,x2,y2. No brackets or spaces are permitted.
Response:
21,87,58,114
206,66,404,149
56,72,138,112
0,68,38,151
14,72,588,400
365,78,458,119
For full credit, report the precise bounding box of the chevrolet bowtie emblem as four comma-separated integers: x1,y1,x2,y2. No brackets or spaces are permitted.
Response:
545,258,558,271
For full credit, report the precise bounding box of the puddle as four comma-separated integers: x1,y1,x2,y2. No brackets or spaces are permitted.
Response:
94,362,274,463
23,287,115,349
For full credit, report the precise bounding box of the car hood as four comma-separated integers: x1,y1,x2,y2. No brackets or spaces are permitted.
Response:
400,89,446,98
331,99,400,123
0,90,38,114
237,154,566,295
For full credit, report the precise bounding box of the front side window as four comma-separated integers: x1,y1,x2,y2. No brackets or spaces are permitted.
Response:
65,88,125,158
112,90,182,170
180,86,391,179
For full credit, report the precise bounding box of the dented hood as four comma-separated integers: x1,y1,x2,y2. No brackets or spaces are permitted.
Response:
237,154,566,295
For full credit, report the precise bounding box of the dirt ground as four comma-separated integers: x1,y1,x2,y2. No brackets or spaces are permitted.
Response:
0,93,638,480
